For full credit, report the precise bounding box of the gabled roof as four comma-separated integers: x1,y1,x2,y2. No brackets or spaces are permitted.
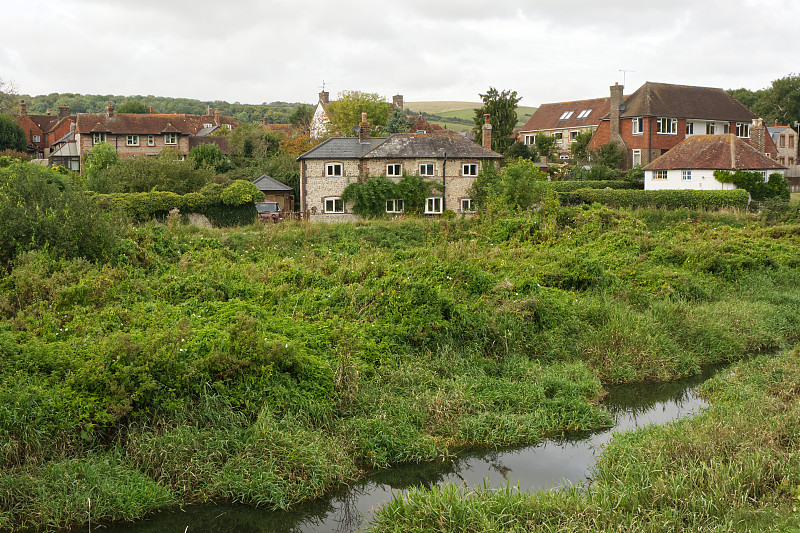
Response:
298,131,501,160
297,136,389,159
618,82,757,122
519,97,610,132
643,134,786,171
76,112,237,136
253,174,293,192
363,131,500,159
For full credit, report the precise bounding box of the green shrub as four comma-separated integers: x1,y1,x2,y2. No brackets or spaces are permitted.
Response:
560,189,749,210
548,180,637,192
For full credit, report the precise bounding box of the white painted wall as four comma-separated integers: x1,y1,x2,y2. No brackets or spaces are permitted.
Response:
645,169,738,190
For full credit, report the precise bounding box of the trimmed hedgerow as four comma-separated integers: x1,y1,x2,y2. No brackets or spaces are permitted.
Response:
559,188,749,210
548,180,638,192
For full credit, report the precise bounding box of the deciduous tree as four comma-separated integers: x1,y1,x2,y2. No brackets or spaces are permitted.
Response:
473,87,521,153
0,77,18,114
289,104,314,136
117,100,149,114
325,91,389,136
0,114,26,152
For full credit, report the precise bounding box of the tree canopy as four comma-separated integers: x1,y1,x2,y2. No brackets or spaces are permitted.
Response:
116,100,149,114
473,87,521,153
728,74,800,129
325,91,389,136
0,114,26,152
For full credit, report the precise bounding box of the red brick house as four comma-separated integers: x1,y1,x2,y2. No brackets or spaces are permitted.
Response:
516,97,611,161
10,101,75,158
588,82,776,169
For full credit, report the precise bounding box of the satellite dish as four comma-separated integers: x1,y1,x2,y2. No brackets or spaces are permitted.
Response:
619,103,626,112
353,125,361,133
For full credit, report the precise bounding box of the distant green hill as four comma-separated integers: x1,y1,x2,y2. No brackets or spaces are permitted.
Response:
406,102,537,132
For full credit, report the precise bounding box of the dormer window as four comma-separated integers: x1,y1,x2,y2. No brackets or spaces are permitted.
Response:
203,123,213,129
576,109,592,119
558,111,575,120
92,132,107,144
164,133,177,145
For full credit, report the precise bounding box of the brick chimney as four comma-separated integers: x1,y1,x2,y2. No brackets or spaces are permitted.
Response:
750,118,766,154
393,94,404,111
609,83,624,143
482,113,492,151
57,106,69,119
214,108,221,125
319,91,329,105
18,100,27,116
359,112,370,141
106,102,114,117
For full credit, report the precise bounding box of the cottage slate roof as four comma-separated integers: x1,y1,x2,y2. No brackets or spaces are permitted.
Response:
643,135,786,171
617,82,757,121
518,97,610,132
297,136,389,159
363,131,501,159
76,112,237,135
253,174,294,192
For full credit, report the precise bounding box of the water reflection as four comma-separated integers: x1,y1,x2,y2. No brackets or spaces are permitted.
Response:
99,368,718,533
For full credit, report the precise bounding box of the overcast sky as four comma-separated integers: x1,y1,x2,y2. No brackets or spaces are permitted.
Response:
3,0,798,107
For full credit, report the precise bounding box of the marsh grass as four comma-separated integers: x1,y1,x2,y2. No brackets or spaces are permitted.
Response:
2,207,800,530
366,350,800,532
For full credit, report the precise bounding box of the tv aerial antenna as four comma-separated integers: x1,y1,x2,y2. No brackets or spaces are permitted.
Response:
619,69,636,86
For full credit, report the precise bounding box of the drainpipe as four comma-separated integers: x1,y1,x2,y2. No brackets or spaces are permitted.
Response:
442,151,447,213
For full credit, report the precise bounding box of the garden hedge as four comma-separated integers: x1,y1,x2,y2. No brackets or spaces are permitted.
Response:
559,188,749,209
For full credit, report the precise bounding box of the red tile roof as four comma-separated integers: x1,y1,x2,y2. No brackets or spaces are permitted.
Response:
643,134,785,171
76,112,236,135
518,97,610,132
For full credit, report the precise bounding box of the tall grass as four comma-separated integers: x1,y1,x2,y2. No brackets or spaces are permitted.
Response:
366,349,800,532
2,206,800,530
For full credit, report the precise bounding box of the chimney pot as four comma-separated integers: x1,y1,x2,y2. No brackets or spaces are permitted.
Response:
57,106,69,119
359,113,370,141
106,102,115,117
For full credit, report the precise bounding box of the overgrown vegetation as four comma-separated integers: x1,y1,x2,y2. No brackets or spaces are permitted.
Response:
1,167,799,530
367,349,800,532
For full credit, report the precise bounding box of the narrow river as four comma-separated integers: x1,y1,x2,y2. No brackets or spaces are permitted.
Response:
100,367,718,533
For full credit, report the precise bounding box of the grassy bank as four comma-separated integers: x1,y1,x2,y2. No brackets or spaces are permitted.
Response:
1,205,800,530
367,348,800,532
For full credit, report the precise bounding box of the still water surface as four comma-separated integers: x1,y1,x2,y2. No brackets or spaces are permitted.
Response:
102,368,717,533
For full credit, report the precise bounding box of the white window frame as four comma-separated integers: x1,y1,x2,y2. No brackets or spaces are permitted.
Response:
462,163,478,176
164,133,177,145
419,163,435,176
461,198,474,213
32,134,41,143
682,170,691,181
570,130,579,142
559,154,570,160
758,170,767,181
632,117,644,135
632,149,641,166
126,134,139,146
706,122,716,135
736,123,750,138
386,198,404,213
686,122,694,135
558,111,575,120
657,117,677,135
654,170,668,180
524,134,536,145
386,163,402,177
553,132,563,144
203,123,213,129
92,132,106,145
324,197,344,213
576,109,592,119
723,124,730,134
424,196,442,214
325,162,343,177
148,135,155,146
